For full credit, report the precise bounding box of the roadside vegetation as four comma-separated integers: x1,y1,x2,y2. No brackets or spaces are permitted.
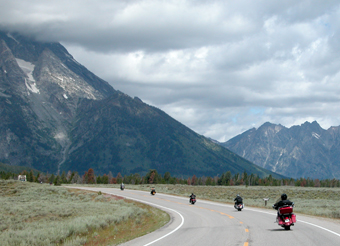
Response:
0,180,169,246
2,162,340,188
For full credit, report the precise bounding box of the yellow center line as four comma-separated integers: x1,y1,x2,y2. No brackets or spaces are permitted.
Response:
139,195,237,219
129,194,248,243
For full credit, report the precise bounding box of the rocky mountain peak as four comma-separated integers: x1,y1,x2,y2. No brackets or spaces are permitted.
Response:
222,121,340,179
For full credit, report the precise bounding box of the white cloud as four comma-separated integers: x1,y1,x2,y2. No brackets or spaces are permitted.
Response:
1,0,340,141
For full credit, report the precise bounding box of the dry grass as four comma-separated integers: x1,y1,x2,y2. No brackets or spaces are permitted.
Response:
83,202,169,246
0,180,169,246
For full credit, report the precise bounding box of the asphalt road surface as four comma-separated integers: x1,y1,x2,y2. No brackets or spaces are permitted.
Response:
70,187,340,246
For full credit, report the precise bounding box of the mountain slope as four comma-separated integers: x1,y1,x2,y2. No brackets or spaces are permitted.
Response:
0,30,283,178
222,121,340,179
0,31,117,173
63,93,283,177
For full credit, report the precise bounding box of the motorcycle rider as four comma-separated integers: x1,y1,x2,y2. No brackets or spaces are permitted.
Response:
189,193,196,202
273,193,293,210
120,183,125,190
151,188,156,195
273,193,294,219
234,194,243,207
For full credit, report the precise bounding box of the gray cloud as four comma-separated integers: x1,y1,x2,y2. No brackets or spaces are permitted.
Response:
1,0,340,141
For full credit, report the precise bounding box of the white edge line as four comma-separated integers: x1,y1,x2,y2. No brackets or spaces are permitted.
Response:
68,187,340,239
68,187,185,246
106,192,185,246
143,191,340,238
298,220,340,237
238,207,340,238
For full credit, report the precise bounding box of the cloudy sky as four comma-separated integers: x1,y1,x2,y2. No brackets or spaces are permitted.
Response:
1,0,340,141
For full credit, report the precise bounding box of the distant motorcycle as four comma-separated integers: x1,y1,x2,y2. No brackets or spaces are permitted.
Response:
234,203,244,211
120,184,125,190
273,205,296,230
151,189,156,195
189,197,196,205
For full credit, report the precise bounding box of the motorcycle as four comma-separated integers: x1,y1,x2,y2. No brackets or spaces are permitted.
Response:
151,189,156,195
120,185,124,190
273,205,296,230
234,203,244,211
189,197,196,205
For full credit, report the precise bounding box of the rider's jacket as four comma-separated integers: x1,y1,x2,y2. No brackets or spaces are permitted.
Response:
273,199,293,210
234,196,243,204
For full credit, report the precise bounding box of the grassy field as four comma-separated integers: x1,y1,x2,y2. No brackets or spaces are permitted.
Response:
3,181,339,246
111,184,340,219
0,180,169,246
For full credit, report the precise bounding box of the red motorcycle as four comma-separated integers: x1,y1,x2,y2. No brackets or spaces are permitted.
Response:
190,197,196,205
274,205,296,230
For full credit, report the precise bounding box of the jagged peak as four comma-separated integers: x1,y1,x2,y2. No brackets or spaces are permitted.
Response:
257,122,285,134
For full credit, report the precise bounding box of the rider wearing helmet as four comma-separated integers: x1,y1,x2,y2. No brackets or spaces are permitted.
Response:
234,194,243,206
273,193,293,210
273,193,294,220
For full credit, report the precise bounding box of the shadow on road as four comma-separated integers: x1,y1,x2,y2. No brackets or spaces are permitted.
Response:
268,228,294,232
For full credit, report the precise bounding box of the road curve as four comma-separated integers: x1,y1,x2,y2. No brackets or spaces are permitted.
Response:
69,187,340,246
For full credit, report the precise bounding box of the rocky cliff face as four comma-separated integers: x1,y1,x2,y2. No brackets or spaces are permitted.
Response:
0,31,116,173
0,30,283,178
222,121,340,179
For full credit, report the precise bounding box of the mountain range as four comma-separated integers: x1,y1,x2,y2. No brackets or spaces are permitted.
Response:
222,121,340,179
0,30,282,179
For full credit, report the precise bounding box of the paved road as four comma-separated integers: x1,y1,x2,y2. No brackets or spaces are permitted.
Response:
70,187,340,246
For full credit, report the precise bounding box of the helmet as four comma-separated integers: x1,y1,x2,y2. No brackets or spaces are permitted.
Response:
191,193,194,195
281,193,287,200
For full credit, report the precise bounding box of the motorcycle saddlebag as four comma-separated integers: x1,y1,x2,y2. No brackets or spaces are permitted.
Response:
278,217,284,225
291,214,296,223
279,206,293,214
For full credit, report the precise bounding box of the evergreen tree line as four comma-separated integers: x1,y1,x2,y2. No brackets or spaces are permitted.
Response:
1,168,340,188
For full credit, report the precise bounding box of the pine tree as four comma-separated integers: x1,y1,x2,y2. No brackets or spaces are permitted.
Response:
35,172,40,183
49,174,55,184
191,175,197,185
102,174,109,184
28,170,34,182
83,171,88,184
54,175,61,186
116,172,123,184
87,168,95,184
61,171,67,184
164,172,171,183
